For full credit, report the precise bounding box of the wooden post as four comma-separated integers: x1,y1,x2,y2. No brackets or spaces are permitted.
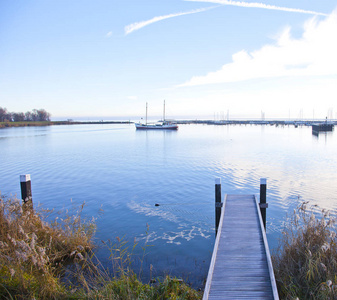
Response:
259,178,268,230
215,178,222,235
20,174,32,205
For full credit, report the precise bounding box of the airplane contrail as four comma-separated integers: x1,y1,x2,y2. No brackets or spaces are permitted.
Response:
125,6,218,35
185,0,328,16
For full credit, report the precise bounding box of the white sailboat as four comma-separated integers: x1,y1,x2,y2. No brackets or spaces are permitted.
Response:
135,101,178,130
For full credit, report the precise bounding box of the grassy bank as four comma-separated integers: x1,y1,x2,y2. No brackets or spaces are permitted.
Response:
0,121,56,128
0,194,201,299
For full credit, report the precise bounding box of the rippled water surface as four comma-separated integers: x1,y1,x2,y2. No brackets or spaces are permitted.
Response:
1,124,337,287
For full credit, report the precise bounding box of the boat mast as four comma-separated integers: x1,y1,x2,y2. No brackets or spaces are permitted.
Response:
163,99,165,122
146,102,148,125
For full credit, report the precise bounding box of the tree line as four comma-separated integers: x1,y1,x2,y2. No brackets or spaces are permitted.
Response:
0,107,51,122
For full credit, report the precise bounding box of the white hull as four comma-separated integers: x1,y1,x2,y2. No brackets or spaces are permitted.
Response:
135,123,178,130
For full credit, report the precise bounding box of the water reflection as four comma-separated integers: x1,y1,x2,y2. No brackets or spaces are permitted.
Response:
1,124,337,288
312,129,334,144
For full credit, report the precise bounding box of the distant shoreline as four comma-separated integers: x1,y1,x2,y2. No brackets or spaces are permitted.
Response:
1,119,335,129
0,120,133,128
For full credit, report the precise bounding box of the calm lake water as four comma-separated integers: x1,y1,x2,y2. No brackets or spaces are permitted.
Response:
1,123,337,287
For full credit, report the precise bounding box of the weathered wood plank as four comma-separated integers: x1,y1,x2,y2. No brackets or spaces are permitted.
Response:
203,194,279,300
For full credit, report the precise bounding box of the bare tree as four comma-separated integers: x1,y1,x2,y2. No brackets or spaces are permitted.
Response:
0,107,8,122
2,108,51,122
36,109,51,121
12,112,25,122
25,111,32,121
31,109,39,121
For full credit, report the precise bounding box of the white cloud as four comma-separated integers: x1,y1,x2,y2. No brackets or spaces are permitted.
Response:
185,0,328,16
125,6,217,35
106,31,112,38
178,10,337,87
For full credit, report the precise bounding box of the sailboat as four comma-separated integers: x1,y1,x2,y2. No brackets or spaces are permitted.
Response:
135,101,178,130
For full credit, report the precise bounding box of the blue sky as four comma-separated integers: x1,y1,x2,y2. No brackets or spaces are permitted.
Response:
1,0,336,120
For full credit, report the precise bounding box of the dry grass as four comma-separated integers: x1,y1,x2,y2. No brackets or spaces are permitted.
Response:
0,121,53,128
272,201,337,299
0,194,201,299
0,194,95,299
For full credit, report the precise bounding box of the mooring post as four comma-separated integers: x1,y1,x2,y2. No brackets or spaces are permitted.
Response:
259,178,268,230
215,177,222,235
20,174,32,206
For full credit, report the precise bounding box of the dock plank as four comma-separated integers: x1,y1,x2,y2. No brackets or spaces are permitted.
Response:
203,194,279,300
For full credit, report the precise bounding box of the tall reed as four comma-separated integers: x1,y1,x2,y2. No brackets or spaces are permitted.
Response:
0,194,95,298
0,193,201,299
272,201,337,299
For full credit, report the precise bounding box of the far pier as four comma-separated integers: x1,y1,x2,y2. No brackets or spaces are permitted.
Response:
177,119,336,128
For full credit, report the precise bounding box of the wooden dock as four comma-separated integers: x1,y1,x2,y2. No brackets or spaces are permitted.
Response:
203,194,279,299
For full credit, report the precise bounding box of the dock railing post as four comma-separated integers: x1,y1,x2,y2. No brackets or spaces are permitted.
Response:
215,178,222,235
20,174,33,208
259,178,268,230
